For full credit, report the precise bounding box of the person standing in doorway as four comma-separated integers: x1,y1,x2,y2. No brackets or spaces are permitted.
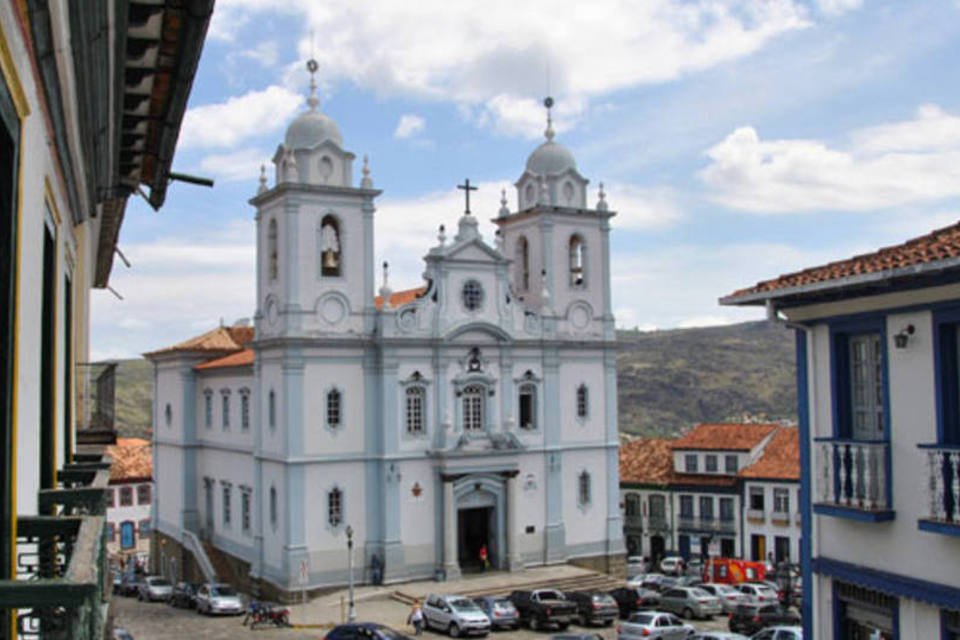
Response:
408,599,424,635
479,544,489,571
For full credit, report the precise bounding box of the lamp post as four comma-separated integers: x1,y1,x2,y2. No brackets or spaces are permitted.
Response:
346,525,356,621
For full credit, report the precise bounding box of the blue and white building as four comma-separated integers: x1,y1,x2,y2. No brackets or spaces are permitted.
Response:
148,68,624,597
723,224,960,639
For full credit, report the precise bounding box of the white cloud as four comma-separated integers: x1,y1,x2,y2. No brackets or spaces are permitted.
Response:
815,0,863,16
180,86,303,149
199,148,271,183
236,40,280,68
394,114,426,139
700,105,960,213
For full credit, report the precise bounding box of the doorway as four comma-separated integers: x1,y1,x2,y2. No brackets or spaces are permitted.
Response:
458,507,493,571
649,535,666,565
750,534,766,562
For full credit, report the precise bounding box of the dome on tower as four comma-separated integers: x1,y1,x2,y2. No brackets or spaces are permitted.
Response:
523,96,576,176
284,58,343,150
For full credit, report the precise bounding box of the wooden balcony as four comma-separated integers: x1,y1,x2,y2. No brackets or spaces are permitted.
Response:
0,453,111,639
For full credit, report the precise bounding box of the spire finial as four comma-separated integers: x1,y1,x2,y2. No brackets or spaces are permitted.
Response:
438,223,447,246
258,164,268,194
543,96,555,141
597,181,608,211
306,58,320,111
498,188,510,218
361,154,373,188
379,260,393,306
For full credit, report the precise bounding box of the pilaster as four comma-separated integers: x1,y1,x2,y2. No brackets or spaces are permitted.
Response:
180,365,199,533
442,478,462,579
282,197,302,330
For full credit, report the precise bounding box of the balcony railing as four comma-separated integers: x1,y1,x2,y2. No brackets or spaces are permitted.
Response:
771,510,791,525
746,508,765,523
815,438,892,520
647,515,670,532
0,453,111,639
918,444,960,534
677,515,737,534
623,513,643,529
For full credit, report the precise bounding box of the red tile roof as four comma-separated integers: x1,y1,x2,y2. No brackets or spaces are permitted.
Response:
146,324,254,357
620,438,674,485
195,348,255,371
739,426,800,481
106,438,152,483
375,286,428,310
671,423,778,451
725,219,960,301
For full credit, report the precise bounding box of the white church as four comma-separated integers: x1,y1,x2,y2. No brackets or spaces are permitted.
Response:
148,64,625,597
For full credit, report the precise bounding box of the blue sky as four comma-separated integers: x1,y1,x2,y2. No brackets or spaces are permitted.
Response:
92,0,960,359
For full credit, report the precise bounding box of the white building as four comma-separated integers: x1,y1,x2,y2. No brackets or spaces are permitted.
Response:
724,223,960,639
149,72,625,598
620,423,800,567
106,438,153,568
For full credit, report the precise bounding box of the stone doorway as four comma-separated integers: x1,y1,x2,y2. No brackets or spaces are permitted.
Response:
458,506,493,571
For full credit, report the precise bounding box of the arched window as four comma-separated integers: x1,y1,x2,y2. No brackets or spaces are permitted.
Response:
576,384,589,418
516,236,529,292
269,486,277,528
569,235,585,287
625,493,641,517
268,390,276,430
203,389,213,429
320,215,341,276
462,384,485,432
328,487,343,527
240,388,250,431
326,388,342,428
221,389,231,430
406,386,425,435
518,383,537,430
268,218,278,281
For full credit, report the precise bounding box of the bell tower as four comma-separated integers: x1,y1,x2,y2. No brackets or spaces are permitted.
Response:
494,97,615,338
251,60,381,338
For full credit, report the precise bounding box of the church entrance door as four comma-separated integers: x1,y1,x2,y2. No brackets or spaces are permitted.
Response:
458,507,493,571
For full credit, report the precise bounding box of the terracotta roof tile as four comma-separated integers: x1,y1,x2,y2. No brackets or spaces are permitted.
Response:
195,348,255,371
146,324,253,357
671,423,778,451
620,438,674,485
375,286,428,310
106,438,152,482
725,219,960,301
739,426,799,481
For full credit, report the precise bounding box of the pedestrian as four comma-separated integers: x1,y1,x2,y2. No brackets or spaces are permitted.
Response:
370,553,383,586
407,599,424,636
479,544,489,571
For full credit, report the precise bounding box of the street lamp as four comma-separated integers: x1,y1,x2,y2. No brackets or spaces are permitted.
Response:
346,525,356,621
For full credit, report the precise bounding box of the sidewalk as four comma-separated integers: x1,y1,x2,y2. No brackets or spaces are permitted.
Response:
287,564,599,628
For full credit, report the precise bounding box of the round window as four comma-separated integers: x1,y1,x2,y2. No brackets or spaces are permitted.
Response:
462,280,484,311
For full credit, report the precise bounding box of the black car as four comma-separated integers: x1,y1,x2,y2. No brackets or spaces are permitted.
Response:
119,573,142,597
324,622,413,640
566,591,618,627
607,587,661,619
168,582,200,609
728,604,801,635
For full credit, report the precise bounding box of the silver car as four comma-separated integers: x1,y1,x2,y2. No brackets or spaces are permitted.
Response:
736,583,779,606
749,627,802,640
195,582,244,615
690,634,749,640
697,583,749,613
422,594,491,637
616,611,695,640
658,587,721,620
137,576,173,602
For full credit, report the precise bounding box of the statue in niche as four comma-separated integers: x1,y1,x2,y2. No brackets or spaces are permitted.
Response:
321,217,341,276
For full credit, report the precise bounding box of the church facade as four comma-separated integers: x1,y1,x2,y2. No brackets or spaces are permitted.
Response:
149,68,625,596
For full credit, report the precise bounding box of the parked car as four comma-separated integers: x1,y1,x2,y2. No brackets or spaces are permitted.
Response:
137,576,173,602
422,594,491,637
658,587,721,620
195,583,244,615
659,556,684,576
640,574,679,593
736,584,780,606
509,589,577,631
168,581,200,609
324,622,413,640
697,583,749,614
119,573,142,597
112,570,123,595
728,604,800,636
615,611,695,640
608,586,661,619
626,556,648,577
473,596,519,631
748,627,802,640
113,629,135,640
550,635,604,640
675,575,704,588
690,634,749,640
566,591,619,627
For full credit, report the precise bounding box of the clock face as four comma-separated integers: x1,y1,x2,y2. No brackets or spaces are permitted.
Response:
462,280,483,311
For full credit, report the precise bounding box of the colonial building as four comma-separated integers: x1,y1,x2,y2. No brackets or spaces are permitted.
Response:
0,1,210,636
105,438,153,569
620,423,800,567
723,222,960,639
149,74,625,597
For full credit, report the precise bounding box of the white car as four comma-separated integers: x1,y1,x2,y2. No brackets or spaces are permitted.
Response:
616,611,695,640
697,583,749,613
195,583,244,615
136,576,173,602
750,627,802,640
736,583,779,606
626,556,648,577
422,594,491,637
659,556,684,575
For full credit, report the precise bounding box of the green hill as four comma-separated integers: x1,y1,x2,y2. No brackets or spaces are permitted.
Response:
110,320,797,440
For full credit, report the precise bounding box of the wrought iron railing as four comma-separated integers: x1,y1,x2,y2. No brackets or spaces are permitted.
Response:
815,438,890,511
0,453,110,639
677,515,737,534
647,515,670,531
919,444,960,525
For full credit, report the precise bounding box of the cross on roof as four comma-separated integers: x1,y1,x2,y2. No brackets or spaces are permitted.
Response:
457,178,478,215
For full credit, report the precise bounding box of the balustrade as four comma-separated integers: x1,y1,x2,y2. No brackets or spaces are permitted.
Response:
815,439,890,512
921,445,960,525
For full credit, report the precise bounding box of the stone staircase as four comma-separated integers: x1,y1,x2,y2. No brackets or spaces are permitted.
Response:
391,569,623,605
